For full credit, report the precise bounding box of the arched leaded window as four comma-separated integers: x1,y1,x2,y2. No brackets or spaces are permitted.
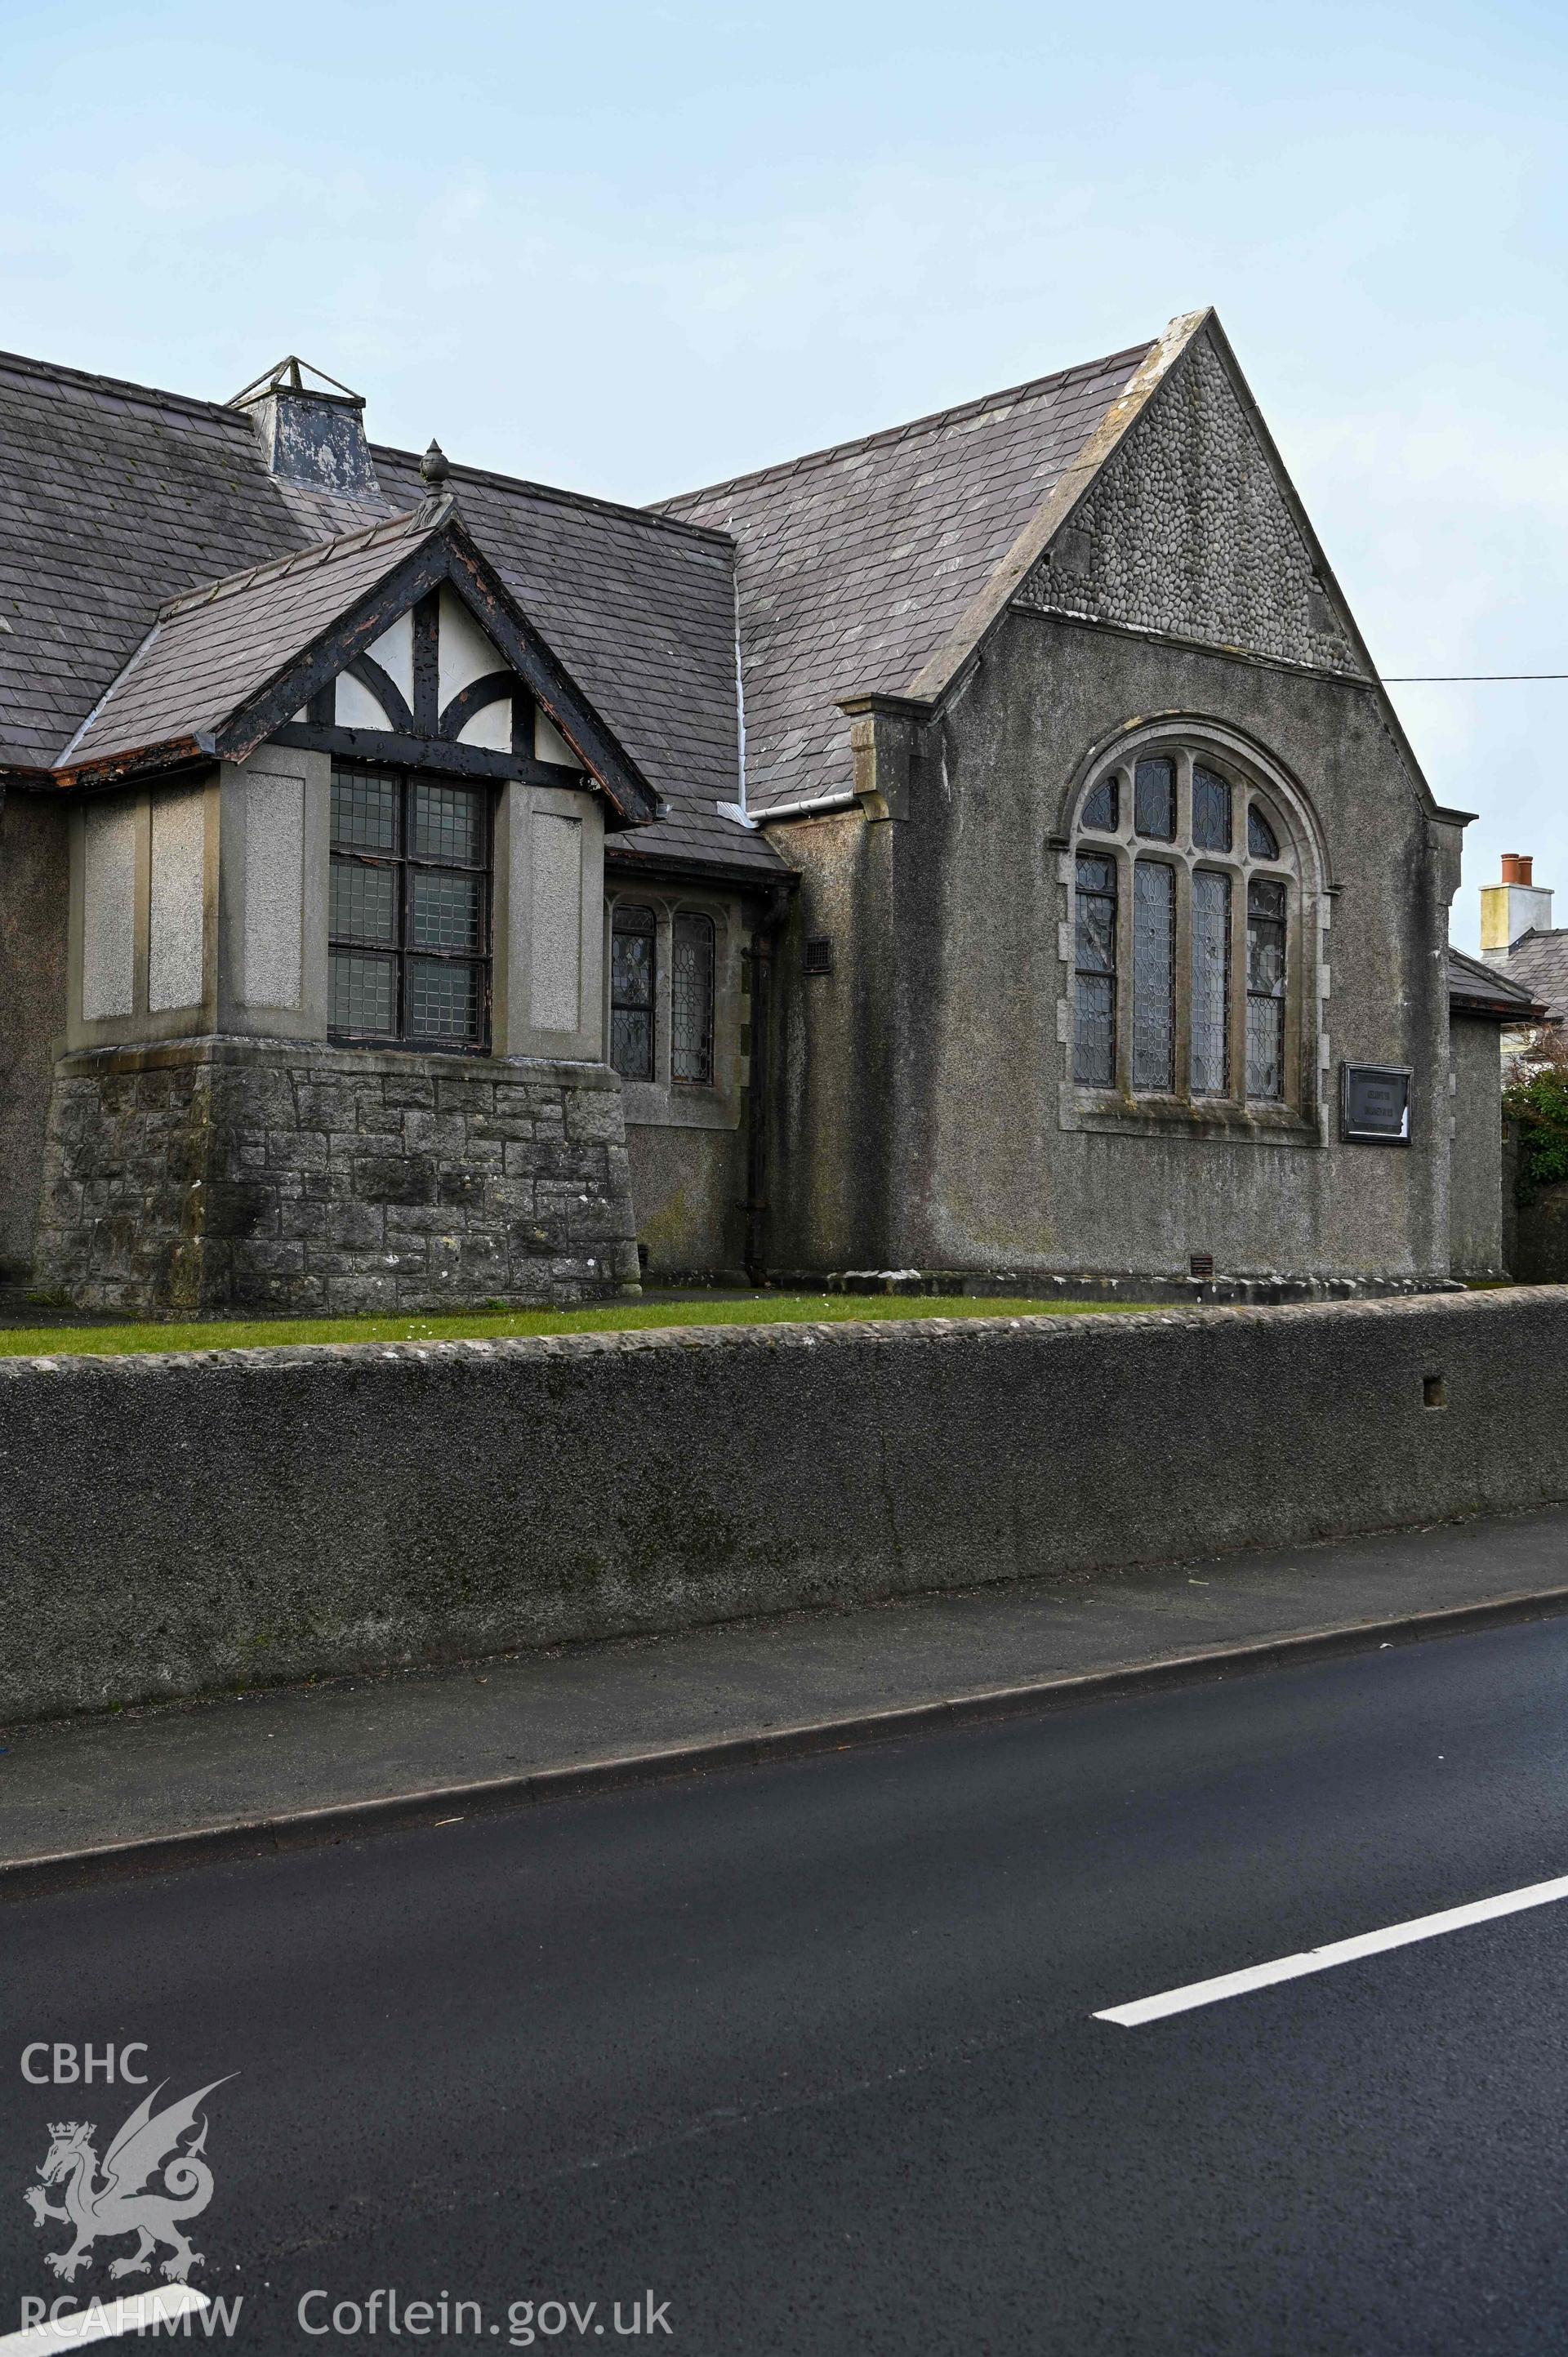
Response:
1071,740,1309,1109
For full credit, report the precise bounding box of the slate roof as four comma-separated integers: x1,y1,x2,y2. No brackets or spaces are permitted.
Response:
1446,946,1543,1020
1482,930,1568,1023
60,506,439,773
368,446,774,878
655,341,1154,812
0,346,779,880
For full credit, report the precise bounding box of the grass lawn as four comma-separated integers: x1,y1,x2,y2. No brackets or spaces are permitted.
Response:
0,1291,1157,1359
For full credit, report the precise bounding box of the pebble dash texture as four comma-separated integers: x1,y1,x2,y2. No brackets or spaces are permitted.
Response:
1015,332,1368,678
31,1036,639,1316
1,1288,1565,1722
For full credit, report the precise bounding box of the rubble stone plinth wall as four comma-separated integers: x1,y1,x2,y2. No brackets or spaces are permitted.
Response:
33,1036,639,1315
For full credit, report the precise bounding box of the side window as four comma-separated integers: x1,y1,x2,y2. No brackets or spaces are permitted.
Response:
609,903,656,1080
671,912,715,1085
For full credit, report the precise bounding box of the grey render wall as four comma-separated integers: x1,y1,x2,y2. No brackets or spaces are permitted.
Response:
0,792,68,1278
1449,1013,1507,1279
3,1287,1567,1723
771,616,1457,1285
769,808,898,1271
626,1121,749,1280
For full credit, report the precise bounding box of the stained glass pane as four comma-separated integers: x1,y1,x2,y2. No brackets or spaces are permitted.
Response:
612,909,655,1010
1080,774,1119,832
1132,861,1175,1091
610,905,657,1080
1075,856,1116,974
672,913,715,1085
1134,757,1176,841
332,769,399,852
1248,803,1281,860
1074,854,1118,1085
408,957,480,1040
1191,869,1231,1094
331,858,397,944
1192,764,1232,852
330,951,396,1034
1074,976,1115,1085
412,781,482,865
612,1009,653,1081
412,870,482,951
1246,877,1287,1100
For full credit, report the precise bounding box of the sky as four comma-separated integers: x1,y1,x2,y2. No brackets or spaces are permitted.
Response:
4,0,1565,948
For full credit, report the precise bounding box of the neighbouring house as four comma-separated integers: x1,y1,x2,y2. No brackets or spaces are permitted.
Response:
0,312,1511,1312
1445,943,1540,1281
1479,853,1568,1063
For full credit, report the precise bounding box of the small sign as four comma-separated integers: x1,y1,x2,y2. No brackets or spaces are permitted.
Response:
1342,1063,1412,1144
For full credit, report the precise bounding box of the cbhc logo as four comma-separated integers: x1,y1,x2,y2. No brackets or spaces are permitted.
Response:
20,2044,149,2084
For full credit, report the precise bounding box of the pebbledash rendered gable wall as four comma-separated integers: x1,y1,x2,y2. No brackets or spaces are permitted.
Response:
2,1290,1566,1724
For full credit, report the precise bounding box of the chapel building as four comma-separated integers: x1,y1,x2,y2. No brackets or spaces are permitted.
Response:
0,312,1514,1312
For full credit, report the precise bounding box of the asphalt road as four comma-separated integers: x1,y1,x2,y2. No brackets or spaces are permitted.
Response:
9,1613,1568,2355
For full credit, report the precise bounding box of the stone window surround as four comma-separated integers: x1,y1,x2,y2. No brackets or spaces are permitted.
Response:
604,882,746,1134
1058,719,1330,1143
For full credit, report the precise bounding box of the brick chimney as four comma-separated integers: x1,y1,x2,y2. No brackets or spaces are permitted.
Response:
229,357,379,497
1481,852,1554,953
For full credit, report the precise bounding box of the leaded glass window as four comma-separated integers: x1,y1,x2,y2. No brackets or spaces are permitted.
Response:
610,903,656,1081
1191,869,1231,1094
1248,803,1280,860
1134,756,1176,841
1070,743,1302,1112
1246,879,1287,1100
672,912,715,1085
1192,765,1232,853
1132,862,1175,1092
328,765,490,1048
1074,853,1117,1085
1080,774,1119,833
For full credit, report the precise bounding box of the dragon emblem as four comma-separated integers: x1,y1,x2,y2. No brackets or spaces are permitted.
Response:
23,2079,231,2283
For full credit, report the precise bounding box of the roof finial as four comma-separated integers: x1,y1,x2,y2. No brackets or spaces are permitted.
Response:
421,439,450,487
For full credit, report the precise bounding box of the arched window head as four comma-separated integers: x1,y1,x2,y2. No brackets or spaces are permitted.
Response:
1069,733,1312,1114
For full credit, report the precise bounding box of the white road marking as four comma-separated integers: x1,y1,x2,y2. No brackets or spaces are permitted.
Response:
0,2287,209,2353
1096,1869,1568,2026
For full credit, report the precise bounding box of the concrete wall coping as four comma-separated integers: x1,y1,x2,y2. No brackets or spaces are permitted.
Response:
2,1282,1558,1388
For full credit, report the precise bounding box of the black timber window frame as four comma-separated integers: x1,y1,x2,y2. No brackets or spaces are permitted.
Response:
328,763,493,1052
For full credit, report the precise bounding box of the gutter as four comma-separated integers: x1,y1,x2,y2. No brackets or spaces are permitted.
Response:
755,788,862,827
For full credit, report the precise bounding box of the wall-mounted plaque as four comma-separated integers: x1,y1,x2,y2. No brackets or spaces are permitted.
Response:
1342,1063,1412,1144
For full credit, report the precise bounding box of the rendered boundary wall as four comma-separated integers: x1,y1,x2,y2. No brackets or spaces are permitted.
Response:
3,1288,1568,1723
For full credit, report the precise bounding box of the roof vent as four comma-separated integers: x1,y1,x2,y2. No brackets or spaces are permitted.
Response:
229,356,379,497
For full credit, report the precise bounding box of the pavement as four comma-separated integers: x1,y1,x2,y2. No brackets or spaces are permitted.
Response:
4,1499,1568,1888
9,1607,1568,2350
